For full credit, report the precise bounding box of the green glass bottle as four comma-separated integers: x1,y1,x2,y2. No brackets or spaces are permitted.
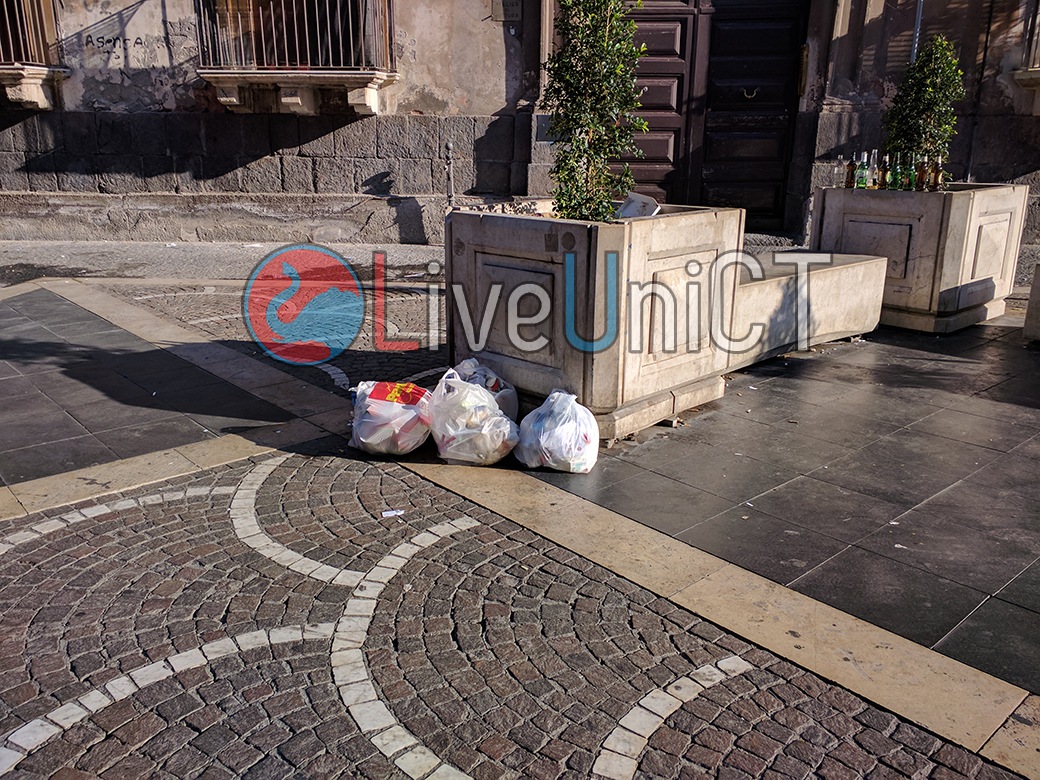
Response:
854,152,869,189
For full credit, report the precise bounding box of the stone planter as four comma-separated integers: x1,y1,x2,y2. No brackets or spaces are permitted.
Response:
811,184,1029,333
726,252,888,371
444,205,744,439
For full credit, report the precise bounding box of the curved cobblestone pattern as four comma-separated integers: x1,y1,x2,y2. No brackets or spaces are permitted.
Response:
0,454,1026,778
0,622,337,776
235,455,476,777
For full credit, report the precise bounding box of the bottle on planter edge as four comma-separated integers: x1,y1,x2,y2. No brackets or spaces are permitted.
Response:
854,152,869,189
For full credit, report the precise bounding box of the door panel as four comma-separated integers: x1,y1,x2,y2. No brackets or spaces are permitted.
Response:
702,0,810,230
627,15,694,203
626,0,808,230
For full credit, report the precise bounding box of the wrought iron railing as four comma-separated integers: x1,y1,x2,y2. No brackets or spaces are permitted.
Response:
0,0,58,65
196,0,394,71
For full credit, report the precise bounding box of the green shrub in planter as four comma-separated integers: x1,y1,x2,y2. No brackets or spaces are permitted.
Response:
883,34,966,164
541,0,648,222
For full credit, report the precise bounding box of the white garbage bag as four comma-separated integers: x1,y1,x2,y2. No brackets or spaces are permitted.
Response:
349,381,432,455
429,368,519,465
515,390,599,473
453,358,519,421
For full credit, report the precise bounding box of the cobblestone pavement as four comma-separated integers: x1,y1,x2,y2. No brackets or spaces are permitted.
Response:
98,281,448,394
0,438,1025,779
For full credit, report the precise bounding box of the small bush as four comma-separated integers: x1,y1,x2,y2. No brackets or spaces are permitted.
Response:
541,0,648,222
883,34,966,163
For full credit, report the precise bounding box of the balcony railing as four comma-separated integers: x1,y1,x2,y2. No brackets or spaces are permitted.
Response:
197,0,394,71
1027,0,1040,69
0,0,58,66
1013,0,1040,114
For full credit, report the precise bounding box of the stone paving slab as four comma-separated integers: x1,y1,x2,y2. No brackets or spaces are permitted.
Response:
0,445,1029,779
2,273,1038,777
0,286,296,486
93,278,450,396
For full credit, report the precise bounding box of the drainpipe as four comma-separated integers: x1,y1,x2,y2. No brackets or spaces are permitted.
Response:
910,0,925,61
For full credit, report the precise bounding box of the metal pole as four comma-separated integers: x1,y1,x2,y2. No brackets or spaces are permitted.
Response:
910,0,924,61
445,142,456,209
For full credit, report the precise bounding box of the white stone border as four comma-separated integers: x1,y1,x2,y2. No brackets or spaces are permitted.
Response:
400,366,450,385
236,456,474,778
316,363,351,391
132,286,228,300
332,517,478,780
0,456,481,778
0,486,237,557
591,655,756,780
230,456,364,588
0,622,336,775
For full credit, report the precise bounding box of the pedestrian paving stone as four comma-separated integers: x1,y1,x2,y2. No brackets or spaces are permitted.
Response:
0,452,1027,778
99,281,449,397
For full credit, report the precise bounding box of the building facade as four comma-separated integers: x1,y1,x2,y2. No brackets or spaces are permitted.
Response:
0,0,1038,253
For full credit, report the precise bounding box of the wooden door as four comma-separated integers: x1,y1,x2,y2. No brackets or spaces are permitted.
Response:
701,0,811,230
626,0,713,204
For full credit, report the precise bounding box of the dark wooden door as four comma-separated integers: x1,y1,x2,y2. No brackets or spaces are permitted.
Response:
626,0,713,204
701,0,811,230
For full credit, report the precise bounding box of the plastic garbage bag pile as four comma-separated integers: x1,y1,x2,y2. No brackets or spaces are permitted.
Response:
349,360,598,473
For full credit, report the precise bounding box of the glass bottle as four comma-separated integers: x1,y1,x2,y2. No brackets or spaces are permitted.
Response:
844,155,857,188
866,149,879,189
834,155,846,188
928,156,943,192
855,152,869,189
878,154,890,190
914,155,928,191
905,155,917,191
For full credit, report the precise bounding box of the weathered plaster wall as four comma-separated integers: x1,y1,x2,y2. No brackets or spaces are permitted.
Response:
391,1,526,116
814,0,1038,170
50,0,527,117
810,0,1039,274
55,0,207,112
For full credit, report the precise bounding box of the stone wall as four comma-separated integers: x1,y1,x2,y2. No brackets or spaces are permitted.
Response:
0,0,538,243
0,111,524,198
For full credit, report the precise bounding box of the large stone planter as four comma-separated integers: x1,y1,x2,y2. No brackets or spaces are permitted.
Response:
811,184,1029,333
444,206,744,438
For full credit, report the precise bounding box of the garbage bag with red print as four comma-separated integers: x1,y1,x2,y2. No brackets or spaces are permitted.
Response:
349,381,432,455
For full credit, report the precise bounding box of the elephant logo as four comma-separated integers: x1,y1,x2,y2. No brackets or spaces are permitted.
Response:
244,244,365,365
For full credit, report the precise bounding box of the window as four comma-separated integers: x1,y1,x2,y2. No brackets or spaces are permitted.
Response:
0,0,65,109
195,0,396,114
